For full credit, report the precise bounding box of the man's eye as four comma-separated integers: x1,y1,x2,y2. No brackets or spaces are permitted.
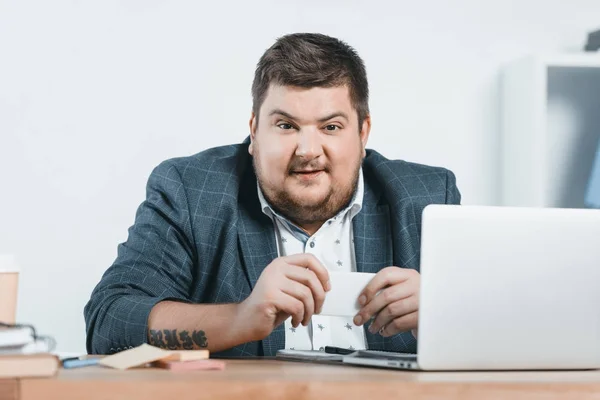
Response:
324,125,340,131
277,123,294,130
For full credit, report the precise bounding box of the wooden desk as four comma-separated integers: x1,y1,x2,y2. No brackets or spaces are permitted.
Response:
4,360,600,400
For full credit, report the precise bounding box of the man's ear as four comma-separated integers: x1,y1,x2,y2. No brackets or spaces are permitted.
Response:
248,112,257,155
360,115,371,158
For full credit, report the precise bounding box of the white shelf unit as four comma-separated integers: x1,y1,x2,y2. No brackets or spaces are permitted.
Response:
501,53,600,208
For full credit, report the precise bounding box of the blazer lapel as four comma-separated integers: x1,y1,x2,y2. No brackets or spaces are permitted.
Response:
352,175,398,350
237,173,284,357
238,205,278,290
353,178,393,274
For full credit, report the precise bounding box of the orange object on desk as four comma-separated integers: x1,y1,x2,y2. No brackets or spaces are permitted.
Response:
154,359,225,371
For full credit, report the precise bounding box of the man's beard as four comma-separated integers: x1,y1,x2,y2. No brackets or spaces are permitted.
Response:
253,153,361,228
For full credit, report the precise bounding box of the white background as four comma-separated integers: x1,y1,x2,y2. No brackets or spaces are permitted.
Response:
1,0,599,353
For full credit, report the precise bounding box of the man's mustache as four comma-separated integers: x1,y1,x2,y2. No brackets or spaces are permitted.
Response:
288,159,329,173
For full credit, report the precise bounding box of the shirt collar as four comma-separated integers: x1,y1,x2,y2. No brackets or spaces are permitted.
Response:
257,168,364,224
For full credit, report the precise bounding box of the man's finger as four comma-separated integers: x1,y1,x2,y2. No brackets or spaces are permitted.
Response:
358,267,415,307
354,283,413,326
281,280,315,326
283,254,331,291
366,296,418,334
272,292,305,328
378,311,419,338
284,266,326,314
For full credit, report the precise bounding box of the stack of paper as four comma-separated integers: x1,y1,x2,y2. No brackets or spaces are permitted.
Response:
0,326,35,355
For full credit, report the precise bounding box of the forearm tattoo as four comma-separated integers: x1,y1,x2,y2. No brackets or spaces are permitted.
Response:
148,329,208,350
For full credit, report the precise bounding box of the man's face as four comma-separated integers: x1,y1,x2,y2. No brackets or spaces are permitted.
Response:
249,84,371,231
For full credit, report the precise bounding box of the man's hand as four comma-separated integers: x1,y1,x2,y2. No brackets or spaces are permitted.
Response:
237,254,331,342
353,267,420,338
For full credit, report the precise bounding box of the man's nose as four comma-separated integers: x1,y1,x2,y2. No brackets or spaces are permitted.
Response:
295,128,323,159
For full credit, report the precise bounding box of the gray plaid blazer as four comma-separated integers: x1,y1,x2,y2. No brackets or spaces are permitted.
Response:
84,138,460,356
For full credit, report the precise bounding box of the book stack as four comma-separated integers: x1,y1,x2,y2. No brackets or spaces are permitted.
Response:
0,325,58,378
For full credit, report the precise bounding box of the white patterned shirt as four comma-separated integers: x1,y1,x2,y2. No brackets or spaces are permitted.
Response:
257,169,368,352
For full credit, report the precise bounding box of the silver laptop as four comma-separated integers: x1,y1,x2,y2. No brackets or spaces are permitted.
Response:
344,205,600,371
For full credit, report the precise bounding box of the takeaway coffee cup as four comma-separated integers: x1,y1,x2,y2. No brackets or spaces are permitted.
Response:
0,255,19,325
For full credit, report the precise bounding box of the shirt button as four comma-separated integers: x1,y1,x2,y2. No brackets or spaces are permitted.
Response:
310,241,315,248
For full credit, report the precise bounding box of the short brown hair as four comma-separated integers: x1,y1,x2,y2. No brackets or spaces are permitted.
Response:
251,33,369,127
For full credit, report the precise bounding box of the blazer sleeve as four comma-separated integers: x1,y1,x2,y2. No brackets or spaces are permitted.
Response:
84,160,196,354
445,169,461,205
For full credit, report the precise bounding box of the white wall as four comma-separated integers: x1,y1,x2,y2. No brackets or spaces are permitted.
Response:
1,0,599,353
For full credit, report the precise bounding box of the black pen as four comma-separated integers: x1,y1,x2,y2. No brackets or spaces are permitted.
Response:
324,346,355,355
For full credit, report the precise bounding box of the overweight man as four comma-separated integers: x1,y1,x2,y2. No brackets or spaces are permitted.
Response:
84,33,461,356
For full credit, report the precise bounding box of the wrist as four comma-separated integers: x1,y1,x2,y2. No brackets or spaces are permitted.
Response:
232,301,262,343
